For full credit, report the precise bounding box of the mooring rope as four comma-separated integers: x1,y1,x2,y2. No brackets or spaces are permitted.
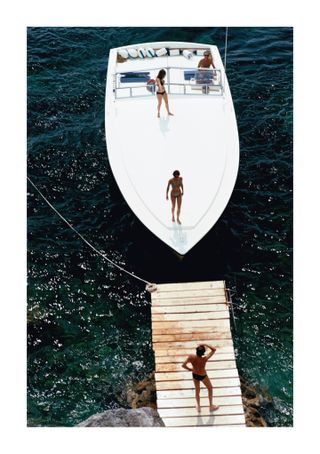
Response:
27,176,157,291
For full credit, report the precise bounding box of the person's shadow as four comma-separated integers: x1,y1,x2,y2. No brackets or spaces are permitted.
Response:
196,411,216,426
196,413,204,426
159,116,170,137
170,223,187,250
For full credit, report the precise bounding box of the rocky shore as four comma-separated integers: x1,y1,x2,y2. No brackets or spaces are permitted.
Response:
78,372,269,427
124,372,269,427
77,407,164,427
240,377,269,427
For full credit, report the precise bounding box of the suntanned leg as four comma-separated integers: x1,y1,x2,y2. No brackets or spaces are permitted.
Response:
193,379,201,412
202,376,219,411
164,93,174,115
157,95,162,117
177,195,182,224
171,195,176,222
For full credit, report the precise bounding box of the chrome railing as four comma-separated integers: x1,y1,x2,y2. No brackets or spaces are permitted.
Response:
114,66,224,99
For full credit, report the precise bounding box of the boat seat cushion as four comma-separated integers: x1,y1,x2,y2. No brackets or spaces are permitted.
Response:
120,72,151,83
184,70,214,83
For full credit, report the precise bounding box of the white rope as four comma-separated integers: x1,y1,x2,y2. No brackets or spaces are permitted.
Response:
27,176,155,288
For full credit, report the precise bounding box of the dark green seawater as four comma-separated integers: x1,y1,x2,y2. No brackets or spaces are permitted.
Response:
27,27,293,427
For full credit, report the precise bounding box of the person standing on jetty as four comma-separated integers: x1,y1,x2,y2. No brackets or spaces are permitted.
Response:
182,344,219,412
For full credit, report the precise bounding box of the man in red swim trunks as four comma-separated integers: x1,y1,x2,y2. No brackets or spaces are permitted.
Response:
182,344,219,413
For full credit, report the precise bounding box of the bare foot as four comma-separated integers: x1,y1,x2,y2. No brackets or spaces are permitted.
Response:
196,404,201,413
210,405,219,412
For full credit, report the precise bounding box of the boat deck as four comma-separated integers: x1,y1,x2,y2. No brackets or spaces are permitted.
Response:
151,280,246,427
109,95,228,231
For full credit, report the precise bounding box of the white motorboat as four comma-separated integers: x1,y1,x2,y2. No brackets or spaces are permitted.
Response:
105,41,239,255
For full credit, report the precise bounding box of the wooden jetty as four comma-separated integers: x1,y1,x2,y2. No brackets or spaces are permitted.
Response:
151,280,246,427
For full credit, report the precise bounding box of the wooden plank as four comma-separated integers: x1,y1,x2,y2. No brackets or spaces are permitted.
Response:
155,352,236,363
156,386,242,400
155,369,239,382
158,405,244,418
226,425,246,427
156,360,237,372
152,289,225,301
152,318,230,330
153,339,234,350
156,281,225,292
156,377,240,390
152,311,230,322
152,320,230,334
157,395,243,408
153,332,231,343
151,303,229,314
161,414,246,427
153,333,232,343
153,326,231,337
154,344,235,357
153,327,232,337
152,289,226,306
152,320,230,333
152,295,226,306
153,317,230,326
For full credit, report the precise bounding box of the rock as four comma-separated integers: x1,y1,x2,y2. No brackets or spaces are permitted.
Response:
77,407,165,427
240,377,269,427
145,383,156,393
126,390,136,405
245,389,256,400
126,372,157,410
135,381,149,393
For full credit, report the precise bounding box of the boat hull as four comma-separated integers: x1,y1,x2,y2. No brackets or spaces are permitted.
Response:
105,42,239,254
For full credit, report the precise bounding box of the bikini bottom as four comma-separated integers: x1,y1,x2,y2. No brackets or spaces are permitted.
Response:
192,373,207,381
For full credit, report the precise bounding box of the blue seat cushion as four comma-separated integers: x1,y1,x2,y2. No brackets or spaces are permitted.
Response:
184,70,213,82
120,72,151,83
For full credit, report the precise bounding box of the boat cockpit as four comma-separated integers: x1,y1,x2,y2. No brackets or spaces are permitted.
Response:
113,46,224,99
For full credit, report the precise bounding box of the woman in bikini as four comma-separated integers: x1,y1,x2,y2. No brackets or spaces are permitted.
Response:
156,69,174,118
166,170,183,224
182,344,220,413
